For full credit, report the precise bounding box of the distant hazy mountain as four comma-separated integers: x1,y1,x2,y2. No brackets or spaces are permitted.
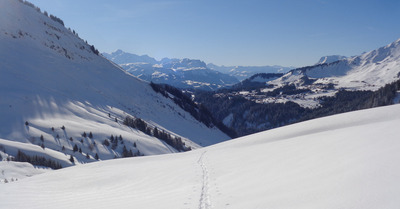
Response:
103,49,158,64
316,55,347,64
103,50,239,90
207,63,293,81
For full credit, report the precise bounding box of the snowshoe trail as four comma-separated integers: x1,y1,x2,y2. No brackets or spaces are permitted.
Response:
198,151,212,209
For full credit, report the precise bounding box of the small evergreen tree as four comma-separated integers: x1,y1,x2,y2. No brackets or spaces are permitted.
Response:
111,139,118,150
69,137,73,142
79,148,82,153
25,121,29,126
103,139,110,147
51,127,54,132
41,143,45,149
61,125,65,130
73,144,78,152
89,132,93,139
95,153,99,160
86,153,90,159
40,135,44,142
82,132,87,138
69,155,74,163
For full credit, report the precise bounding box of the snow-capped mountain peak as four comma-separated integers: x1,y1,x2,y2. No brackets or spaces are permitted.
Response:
316,55,347,64
270,38,400,91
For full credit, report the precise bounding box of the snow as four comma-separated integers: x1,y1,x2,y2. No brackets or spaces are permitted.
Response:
1,104,400,208
0,0,229,167
317,55,347,64
222,113,234,127
0,161,49,183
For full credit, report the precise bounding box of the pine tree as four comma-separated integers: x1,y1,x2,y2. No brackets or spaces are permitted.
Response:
133,142,137,147
73,144,78,152
95,153,99,160
79,148,82,153
69,155,74,163
89,132,93,139
82,132,87,138
51,127,54,132
40,135,44,142
86,153,90,159
25,121,29,126
41,143,45,149
69,137,73,142
61,125,65,130
103,139,110,147
112,138,118,150
122,146,129,157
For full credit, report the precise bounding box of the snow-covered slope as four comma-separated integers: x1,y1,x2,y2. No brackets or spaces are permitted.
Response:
271,38,400,91
103,50,239,90
316,55,347,64
0,0,229,167
2,103,400,208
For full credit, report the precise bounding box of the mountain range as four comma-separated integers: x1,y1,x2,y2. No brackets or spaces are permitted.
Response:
194,38,400,136
103,50,239,90
103,50,295,90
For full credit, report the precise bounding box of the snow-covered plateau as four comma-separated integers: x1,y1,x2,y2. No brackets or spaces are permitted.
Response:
2,103,400,208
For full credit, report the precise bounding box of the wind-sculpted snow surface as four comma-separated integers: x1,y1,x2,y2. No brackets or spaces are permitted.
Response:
1,104,400,208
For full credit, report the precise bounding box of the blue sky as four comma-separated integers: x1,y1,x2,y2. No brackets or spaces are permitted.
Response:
30,0,400,67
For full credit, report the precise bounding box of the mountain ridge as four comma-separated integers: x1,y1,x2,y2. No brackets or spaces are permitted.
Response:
103,49,239,90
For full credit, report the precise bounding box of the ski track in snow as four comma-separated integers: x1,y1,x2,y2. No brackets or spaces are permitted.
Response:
198,151,212,209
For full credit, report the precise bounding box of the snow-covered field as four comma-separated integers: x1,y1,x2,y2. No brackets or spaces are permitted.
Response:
1,104,400,208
